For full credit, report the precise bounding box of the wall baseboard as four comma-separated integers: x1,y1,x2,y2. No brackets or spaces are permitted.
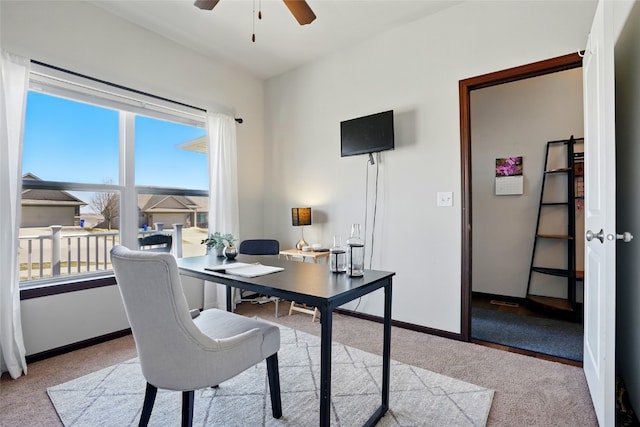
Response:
25,328,132,364
26,308,466,365
336,308,463,341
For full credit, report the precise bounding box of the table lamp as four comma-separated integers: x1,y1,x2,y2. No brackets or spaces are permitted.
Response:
291,207,312,250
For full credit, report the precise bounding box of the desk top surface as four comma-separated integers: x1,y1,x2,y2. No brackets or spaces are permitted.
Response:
177,253,394,307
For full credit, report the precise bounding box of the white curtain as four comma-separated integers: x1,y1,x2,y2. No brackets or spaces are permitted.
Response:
203,112,240,309
0,51,30,379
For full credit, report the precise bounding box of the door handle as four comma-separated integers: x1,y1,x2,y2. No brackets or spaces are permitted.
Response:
586,229,604,243
607,232,634,243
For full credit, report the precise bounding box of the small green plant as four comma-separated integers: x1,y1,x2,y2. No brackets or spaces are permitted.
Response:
201,232,237,249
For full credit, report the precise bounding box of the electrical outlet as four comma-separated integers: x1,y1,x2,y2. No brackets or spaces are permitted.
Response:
437,192,453,207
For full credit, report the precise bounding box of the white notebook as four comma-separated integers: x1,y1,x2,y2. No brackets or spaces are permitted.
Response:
205,262,284,278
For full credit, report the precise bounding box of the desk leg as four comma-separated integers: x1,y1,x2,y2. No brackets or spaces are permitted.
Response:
226,286,232,312
381,279,392,410
319,305,332,427
362,278,393,427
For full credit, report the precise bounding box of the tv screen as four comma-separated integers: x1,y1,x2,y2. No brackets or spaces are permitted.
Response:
340,110,394,157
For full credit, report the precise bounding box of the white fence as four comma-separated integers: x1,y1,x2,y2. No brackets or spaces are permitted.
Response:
18,224,183,282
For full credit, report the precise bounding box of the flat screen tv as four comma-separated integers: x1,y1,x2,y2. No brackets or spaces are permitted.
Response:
340,110,394,157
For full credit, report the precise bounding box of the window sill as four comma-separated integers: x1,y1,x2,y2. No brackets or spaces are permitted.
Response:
20,275,117,300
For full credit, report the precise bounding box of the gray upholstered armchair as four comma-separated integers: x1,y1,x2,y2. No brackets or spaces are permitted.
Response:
110,245,282,427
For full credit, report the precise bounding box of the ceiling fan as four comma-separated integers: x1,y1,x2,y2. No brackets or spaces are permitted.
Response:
194,0,316,26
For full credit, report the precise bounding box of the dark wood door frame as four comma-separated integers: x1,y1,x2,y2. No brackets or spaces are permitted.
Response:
458,52,583,341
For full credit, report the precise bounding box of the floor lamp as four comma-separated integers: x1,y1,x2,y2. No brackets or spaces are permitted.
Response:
291,207,311,250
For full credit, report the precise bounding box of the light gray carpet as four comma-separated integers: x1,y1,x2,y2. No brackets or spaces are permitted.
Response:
47,325,494,426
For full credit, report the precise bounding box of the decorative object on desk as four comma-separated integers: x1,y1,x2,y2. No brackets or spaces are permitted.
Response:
223,245,238,259
201,231,238,257
329,235,347,273
291,207,311,250
347,224,364,277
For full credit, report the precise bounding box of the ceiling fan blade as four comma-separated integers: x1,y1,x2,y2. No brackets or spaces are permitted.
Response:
282,0,316,25
194,0,220,11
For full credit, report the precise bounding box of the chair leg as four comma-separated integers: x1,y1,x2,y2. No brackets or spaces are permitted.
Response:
139,382,157,427
288,301,295,316
182,390,194,427
266,353,282,419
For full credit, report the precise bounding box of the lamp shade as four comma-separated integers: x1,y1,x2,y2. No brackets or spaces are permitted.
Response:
291,207,312,226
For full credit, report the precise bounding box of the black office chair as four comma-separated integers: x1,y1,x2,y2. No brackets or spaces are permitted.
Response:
138,234,173,253
238,239,280,316
239,239,279,255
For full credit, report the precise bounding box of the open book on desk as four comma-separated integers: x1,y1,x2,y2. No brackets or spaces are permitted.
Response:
205,262,284,278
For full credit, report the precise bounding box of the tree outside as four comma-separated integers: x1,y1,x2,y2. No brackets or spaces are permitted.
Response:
91,185,119,230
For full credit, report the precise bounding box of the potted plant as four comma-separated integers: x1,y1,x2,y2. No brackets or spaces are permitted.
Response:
201,232,238,257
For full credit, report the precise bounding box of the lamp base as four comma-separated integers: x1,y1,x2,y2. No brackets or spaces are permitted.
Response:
296,238,308,250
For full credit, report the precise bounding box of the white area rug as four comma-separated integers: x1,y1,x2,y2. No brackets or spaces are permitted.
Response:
48,326,493,426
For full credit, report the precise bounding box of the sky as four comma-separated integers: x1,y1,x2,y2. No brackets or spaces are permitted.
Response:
22,91,208,191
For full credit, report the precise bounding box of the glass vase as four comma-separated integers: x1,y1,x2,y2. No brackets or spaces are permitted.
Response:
329,235,347,273
346,224,364,277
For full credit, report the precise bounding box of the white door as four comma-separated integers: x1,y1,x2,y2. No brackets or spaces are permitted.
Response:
582,0,616,425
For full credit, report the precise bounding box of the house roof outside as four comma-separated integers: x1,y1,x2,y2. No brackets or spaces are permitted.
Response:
21,173,87,208
177,136,207,153
138,194,208,214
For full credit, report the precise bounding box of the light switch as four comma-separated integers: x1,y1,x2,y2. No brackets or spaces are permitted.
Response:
437,192,453,207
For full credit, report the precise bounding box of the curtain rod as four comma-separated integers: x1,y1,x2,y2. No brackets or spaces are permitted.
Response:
30,60,243,124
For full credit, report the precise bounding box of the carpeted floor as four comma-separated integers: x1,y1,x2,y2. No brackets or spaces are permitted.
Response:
471,307,583,362
1,303,599,426
47,325,494,427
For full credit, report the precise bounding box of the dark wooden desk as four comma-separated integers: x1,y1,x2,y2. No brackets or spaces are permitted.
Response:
177,253,395,427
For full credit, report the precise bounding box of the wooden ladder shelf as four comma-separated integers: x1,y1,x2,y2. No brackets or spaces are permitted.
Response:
526,136,584,315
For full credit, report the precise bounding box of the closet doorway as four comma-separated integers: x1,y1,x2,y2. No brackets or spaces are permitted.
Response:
459,53,584,362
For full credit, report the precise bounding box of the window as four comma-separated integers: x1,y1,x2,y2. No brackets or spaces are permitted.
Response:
19,64,209,287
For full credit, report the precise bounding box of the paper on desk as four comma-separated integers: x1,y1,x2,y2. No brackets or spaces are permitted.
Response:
205,262,251,272
205,262,284,278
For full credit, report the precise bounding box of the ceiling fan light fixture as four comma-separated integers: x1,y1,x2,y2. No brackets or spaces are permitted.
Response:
193,0,220,11
283,0,316,25
195,0,315,26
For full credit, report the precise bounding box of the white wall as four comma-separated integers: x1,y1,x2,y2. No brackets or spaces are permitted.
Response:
471,69,584,299
1,1,262,355
615,0,640,416
264,1,597,333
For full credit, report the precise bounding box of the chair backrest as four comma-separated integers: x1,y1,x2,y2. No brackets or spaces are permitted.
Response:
239,239,280,255
138,234,172,252
110,245,215,388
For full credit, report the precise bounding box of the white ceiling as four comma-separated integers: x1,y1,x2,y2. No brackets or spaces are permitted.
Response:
92,0,462,80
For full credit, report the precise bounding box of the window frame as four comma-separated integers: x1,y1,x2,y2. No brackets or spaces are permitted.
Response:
20,62,209,297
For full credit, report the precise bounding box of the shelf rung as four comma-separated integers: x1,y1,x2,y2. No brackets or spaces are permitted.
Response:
536,234,573,240
527,295,574,312
531,266,580,278
545,167,572,174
